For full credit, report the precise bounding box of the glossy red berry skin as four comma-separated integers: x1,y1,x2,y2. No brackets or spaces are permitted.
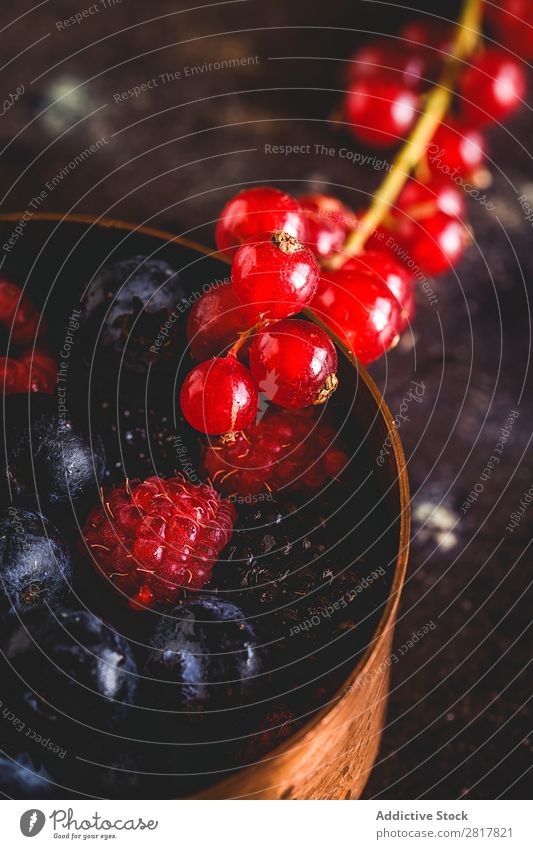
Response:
459,50,526,127
311,269,403,365
231,231,320,320
299,194,353,259
186,283,255,361
18,349,57,394
347,41,426,89
0,277,45,346
342,251,415,330
82,476,236,607
395,212,469,277
345,79,418,148
427,120,486,177
249,319,338,408
399,18,453,71
486,1,533,60
215,187,306,259
396,176,466,220
180,356,258,435
202,406,347,496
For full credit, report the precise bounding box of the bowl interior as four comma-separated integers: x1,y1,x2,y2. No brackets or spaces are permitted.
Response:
0,214,409,793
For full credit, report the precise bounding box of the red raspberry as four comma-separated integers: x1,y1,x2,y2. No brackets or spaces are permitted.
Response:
82,475,237,607
202,407,347,497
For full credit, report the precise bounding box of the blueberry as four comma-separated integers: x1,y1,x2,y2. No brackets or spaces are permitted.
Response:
0,750,60,799
143,596,268,715
0,393,105,512
80,255,189,374
0,509,71,619
2,608,138,734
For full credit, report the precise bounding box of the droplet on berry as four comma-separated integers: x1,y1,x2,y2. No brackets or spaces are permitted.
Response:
249,318,338,408
344,78,419,148
180,356,258,435
299,194,354,259
186,282,255,361
459,49,526,127
311,268,403,364
231,231,320,320
215,187,306,258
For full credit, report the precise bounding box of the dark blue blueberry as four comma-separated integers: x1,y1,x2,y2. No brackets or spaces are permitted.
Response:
80,255,188,374
2,608,138,735
0,393,105,512
0,750,60,799
143,596,269,715
0,509,71,619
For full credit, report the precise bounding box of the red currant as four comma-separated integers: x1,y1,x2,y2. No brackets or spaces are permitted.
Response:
215,187,306,258
311,269,403,365
395,176,466,220
399,18,453,72
249,318,338,408
426,120,486,177
347,41,426,89
299,194,353,259
342,250,415,330
186,283,255,361
231,231,320,320
0,357,25,394
486,1,533,60
180,356,258,435
344,79,419,148
459,50,526,127
395,211,469,277
0,277,45,346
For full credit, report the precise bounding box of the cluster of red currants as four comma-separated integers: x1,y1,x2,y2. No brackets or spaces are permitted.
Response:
344,14,527,150
181,192,343,437
0,276,56,395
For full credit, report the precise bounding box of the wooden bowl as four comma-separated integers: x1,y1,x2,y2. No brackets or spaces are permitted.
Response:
0,213,410,800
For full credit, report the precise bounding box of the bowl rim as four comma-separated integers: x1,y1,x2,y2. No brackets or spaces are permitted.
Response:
0,211,410,789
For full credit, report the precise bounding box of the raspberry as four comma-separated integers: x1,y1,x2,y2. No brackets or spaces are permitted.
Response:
82,475,237,607
202,407,347,497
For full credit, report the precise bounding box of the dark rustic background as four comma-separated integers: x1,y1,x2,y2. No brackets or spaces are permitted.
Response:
1,0,531,798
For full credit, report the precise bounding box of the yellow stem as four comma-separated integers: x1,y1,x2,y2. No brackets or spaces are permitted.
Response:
327,0,483,268
227,319,268,356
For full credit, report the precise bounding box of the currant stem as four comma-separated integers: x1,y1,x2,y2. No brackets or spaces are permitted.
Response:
227,319,269,357
327,0,483,268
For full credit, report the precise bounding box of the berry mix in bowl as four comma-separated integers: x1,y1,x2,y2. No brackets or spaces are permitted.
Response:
0,213,407,800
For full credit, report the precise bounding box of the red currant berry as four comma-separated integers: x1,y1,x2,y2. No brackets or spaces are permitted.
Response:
215,187,306,258
180,356,258,435
396,176,466,220
342,251,415,330
427,120,486,177
299,194,353,259
486,1,533,60
186,283,255,361
311,269,403,365
231,231,320,320
0,277,45,347
249,318,338,408
395,211,469,277
0,357,25,394
399,18,453,70
344,79,418,148
347,40,426,89
459,50,526,127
